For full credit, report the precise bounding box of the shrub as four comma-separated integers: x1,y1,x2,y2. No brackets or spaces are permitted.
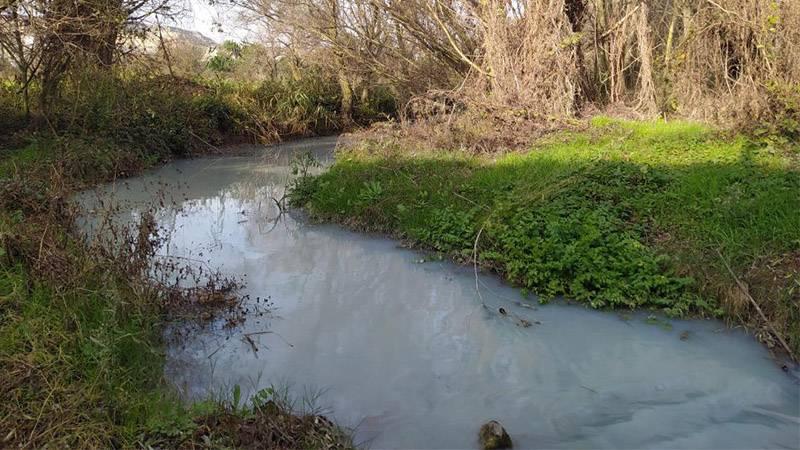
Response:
253,75,341,135
0,80,27,137
752,82,800,147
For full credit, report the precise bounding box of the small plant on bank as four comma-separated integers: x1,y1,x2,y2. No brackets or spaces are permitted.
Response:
287,151,321,206
357,180,383,205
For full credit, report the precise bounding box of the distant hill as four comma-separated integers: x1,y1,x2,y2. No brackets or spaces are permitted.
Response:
0,24,218,67
127,24,218,55
157,25,217,48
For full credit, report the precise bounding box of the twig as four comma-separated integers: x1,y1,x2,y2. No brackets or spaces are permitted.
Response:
716,249,796,362
243,334,259,355
28,373,56,444
246,330,294,348
206,342,227,359
272,195,286,213
427,2,491,78
600,4,642,40
453,191,489,210
37,223,49,261
473,225,486,307
705,0,737,17
187,129,225,153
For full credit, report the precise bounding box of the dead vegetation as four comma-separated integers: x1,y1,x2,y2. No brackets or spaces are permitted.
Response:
177,404,354,449
0,145,281,448
368,1,798,135
251,0,799,152
734,251,800,360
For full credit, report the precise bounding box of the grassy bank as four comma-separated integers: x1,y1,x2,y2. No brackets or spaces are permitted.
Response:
0,137,354,446
0,56,394,445
294,118,800,357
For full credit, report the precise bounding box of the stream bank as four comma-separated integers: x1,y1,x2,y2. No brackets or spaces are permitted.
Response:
0,135,354,449
88,136,799,449
295,118,800,361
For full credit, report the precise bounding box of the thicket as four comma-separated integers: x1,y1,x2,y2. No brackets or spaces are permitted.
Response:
0,65,395,158
229,0,799,145
0,0,398,154
3,0,797,149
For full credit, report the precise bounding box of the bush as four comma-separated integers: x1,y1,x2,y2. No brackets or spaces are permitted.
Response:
355,85,398,122
38,71,237,157
0,80,27,137
253,74,341,135
752,82,800,147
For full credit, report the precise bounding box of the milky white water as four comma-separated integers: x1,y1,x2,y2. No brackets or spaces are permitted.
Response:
81,137,800,449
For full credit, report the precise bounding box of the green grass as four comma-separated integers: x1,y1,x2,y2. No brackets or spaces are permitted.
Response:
0,248,353,448
0,196,196,447
296,118,800,353
0,132,357,447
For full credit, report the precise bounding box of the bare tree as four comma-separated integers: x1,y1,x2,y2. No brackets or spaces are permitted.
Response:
0,0,40,116
0,0,178,111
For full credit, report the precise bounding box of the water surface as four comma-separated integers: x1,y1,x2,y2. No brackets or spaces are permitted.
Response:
84,137,799,449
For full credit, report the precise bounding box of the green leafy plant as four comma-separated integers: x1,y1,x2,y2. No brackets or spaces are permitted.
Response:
357,180,383,205
231,384,243,412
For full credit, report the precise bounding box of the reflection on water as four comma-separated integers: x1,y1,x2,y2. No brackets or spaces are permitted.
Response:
83,137,799,449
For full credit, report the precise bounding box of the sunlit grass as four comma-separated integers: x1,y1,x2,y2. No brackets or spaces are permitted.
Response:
298,117,800,353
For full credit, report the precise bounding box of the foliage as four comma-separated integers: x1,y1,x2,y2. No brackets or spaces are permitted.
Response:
251,73,343,136
355,85,398,122
752,82,800,146
0,141,180,447
0,80,27,136
298,118,800,352
0,60,398,152
0,66,396,155
287,151,322,204
207,53,236,73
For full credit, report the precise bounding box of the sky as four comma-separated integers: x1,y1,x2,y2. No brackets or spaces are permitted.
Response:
174,0,253,43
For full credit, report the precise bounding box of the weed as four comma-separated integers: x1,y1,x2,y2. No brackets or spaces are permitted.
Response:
357,180,383,205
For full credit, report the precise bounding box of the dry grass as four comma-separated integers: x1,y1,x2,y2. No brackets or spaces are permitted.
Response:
672,0,800,124
179,405,354,449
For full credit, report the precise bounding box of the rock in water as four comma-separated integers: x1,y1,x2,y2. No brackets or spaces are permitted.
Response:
479,420,512,450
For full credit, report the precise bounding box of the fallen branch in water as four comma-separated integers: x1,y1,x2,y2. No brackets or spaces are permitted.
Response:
717,249,796,362
473,225,486,308
246,330,294,348
472,224,537,328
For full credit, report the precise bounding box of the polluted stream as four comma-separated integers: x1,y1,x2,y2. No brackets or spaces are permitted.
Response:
79,137,800,449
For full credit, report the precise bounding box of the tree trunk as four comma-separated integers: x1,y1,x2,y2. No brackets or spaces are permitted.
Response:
564,0,589,109
338,69,353,125
97,26,118,66
635,3,657,115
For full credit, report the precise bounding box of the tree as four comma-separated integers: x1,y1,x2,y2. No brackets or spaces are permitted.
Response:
1,0,178,112
0,1,40,116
